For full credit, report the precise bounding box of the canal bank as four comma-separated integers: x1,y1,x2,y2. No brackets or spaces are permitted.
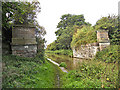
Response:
46,53,89,71
46,52,119,88
47,59,65,88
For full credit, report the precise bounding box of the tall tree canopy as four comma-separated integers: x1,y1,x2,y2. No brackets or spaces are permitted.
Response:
55,14,90,36
47,14,91,50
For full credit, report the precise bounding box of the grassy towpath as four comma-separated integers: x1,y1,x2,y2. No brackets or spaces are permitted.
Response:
2,55,64,88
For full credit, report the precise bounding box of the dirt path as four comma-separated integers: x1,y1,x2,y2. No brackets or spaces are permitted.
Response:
47,58,68,88
54,66,60,88
47,59,62,88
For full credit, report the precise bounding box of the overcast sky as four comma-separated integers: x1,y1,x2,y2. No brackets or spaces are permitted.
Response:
37,0,119,46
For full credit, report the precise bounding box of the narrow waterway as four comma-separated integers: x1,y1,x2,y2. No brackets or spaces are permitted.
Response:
46,53,118,88
46,53,90,88
46,53,90,71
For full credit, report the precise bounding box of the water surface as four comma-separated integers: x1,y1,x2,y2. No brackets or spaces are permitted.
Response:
46,53,90,71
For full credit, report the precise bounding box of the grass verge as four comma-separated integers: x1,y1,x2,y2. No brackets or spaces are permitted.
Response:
61,60,118,88
2,54,64,88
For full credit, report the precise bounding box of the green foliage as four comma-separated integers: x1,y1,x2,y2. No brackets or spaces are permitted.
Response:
47,14,91,50
55,26,74,50
55,14,90,36
45,49,73,57
62,60,118,88
94,45,120,63
46,41,56,51
59,62,67,68
2,54,62,88
61,45,119,88
94,15,120,45
2,2,41,25
71,25,97,48
36,37,46,58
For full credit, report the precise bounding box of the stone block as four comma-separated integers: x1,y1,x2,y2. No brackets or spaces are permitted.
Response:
11,25,37,57
12,38,37,45
11,44,37,57
97,30,110,43
99,43,110,51
73,44,99,59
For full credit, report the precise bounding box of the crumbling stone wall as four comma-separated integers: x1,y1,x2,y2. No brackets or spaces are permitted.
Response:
73,43,99,59
11,25,37,57
73,30,110,59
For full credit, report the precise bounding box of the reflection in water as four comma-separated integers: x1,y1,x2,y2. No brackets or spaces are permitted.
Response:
46,53,90,71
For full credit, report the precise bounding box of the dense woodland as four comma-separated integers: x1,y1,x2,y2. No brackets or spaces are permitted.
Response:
2,1,120,88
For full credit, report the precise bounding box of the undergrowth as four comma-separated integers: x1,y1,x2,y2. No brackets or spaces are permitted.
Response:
2,54,60,88
62,60,118,88
71,25,97,48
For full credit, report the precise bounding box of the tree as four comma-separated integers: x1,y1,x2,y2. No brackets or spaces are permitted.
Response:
46,41,57,51
55,26,74,49
55,14,90,36
51,14,91,50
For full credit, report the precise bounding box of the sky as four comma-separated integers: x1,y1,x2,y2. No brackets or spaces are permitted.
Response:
37,0,119,46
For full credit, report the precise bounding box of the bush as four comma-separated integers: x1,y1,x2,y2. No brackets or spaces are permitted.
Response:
94,45,120,63
71,25,97,48
59,62,67,68
62,60,118,88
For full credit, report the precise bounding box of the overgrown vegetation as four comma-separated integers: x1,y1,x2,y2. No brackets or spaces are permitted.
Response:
47,15,119,51
2,1,119,88
2,54,63,88
71,25,97,48
94,15,120,45
62,61,118,88
94,45,120,63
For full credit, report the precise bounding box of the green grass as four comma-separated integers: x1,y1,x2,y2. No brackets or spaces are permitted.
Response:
61,60,118,88
2,54,64,88
45,49,73,57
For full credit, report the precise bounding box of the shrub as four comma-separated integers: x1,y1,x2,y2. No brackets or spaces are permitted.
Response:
94,45,120,63
62,60,118,88
71,25,97,48
59,62,67,68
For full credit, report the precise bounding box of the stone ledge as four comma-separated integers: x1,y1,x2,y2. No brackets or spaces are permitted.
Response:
11,38,37,45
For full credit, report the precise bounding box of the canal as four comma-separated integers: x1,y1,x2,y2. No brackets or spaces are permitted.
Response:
46,53,90,71
46,53,118,88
